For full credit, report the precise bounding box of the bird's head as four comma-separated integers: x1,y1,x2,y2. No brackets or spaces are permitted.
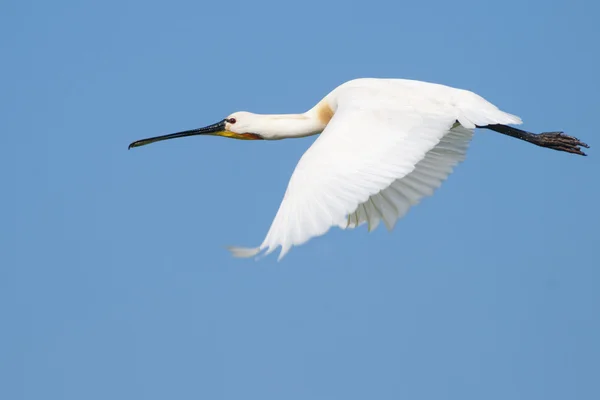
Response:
128,111,264,150
222,112,266,139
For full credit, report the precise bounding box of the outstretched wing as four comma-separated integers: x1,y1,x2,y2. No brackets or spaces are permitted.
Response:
229,79,521,260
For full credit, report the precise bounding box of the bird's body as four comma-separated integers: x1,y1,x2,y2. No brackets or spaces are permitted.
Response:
129,78,589,260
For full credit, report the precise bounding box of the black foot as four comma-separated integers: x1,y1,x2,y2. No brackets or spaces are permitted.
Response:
534,131,590,156
478,124,590,157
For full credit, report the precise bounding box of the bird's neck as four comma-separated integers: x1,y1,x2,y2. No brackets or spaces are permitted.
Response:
259,99,335,140
255,114,322,140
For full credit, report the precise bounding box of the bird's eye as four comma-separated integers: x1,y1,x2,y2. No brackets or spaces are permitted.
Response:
227,118,237,124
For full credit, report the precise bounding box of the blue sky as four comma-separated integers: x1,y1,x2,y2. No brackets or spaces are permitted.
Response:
2,0,599,399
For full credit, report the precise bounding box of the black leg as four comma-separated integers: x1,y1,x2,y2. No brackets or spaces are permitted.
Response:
477,124,590,156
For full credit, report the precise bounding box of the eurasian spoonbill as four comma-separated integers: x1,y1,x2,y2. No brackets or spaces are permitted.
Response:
129,78,589,260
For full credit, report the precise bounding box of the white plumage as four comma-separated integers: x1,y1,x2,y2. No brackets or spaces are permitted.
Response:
228,78,521,260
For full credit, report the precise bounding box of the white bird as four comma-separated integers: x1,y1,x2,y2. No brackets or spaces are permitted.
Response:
129,78,589,260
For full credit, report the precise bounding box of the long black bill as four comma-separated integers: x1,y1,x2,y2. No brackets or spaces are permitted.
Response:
128,119,227,150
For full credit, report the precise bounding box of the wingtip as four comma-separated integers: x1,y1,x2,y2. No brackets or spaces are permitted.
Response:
226,246,262,258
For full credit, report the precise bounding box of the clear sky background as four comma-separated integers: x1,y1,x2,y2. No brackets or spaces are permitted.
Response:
2,0,599,399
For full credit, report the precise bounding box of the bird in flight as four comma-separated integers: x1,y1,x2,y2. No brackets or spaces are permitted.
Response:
129,78,589,260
